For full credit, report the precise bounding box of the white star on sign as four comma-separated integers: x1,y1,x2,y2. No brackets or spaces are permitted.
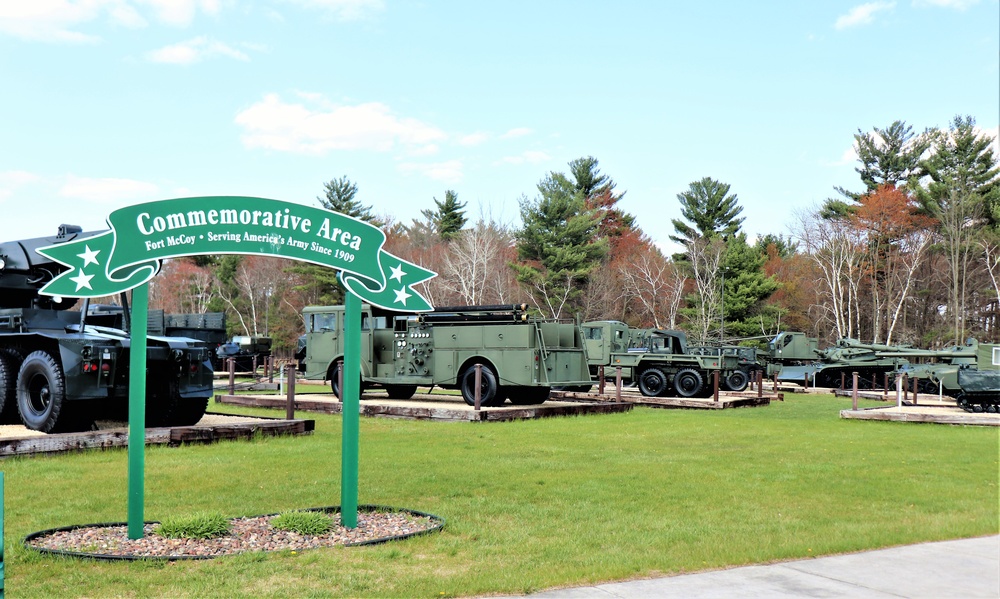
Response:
393,286,412,306
77,245,100,267
389,264,406,282
70,269,95,291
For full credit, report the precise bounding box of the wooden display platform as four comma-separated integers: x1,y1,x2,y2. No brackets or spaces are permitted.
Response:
216,391,634,422
0,413,315,458
840,405,1000,426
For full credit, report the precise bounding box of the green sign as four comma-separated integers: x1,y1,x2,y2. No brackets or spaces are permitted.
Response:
35,196,435,312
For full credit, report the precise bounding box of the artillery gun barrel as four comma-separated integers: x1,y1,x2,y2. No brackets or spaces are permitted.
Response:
432,304,528,313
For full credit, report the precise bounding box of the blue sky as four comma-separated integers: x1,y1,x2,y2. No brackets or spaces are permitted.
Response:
1,0,997,254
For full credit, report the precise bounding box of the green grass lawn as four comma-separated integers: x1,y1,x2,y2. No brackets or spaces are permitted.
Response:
4,394,997,597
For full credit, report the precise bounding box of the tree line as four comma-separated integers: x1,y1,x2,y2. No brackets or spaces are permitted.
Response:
146,114,999,354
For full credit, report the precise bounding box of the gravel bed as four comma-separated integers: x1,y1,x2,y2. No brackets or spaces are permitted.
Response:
26,509,443,560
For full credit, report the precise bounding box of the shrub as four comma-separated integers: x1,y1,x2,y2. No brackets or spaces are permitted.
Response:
271,510,333,535
155,512,231,539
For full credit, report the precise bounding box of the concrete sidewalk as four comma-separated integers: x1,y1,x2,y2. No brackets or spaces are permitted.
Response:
526,535,1000,598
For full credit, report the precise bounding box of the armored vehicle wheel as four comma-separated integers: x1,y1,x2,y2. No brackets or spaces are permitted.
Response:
673,368,704,398
638,368,668,397
17,350,87,433
460,364,500,407
723,370,749,392
508,386,550,405
385,385,417,400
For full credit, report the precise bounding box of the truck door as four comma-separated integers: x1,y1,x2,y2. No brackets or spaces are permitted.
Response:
304,310,341,379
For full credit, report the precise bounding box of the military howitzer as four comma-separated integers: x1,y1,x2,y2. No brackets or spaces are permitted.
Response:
890,340,980,396
775,337,913,389
0,226,214,433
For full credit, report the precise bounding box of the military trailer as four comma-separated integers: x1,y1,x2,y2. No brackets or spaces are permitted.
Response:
0,225,215,433
581,321,739,398
299,303,592,407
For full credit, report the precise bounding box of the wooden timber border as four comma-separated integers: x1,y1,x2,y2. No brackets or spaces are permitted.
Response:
216,392,634,422
840,406,999,426
0,414,315,459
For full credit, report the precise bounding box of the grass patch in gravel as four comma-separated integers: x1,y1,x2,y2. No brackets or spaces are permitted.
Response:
4,393,997,597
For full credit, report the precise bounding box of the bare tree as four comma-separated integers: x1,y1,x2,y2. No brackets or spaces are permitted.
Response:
685,237,725,342
439,219,519,306
794,209,864,339
618,244,685,329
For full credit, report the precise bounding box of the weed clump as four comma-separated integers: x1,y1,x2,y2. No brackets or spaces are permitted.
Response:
271,511,333,535
155,513,231,539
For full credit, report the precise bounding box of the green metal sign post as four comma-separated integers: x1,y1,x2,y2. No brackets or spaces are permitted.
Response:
33,196,435,538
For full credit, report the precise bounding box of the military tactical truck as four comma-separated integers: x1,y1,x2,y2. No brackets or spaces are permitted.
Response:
0,226,215,433
149,311,272,372
300,303,592,407
687,345,762,392
581,321,739,398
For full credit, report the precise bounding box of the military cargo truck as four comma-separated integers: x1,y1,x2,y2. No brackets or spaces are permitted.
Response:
0,225,215,433
581,321,739,398
300,303,592,407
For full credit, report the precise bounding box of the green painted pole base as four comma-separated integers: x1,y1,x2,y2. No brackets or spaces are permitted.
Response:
341,292,360,529
127,284,149,540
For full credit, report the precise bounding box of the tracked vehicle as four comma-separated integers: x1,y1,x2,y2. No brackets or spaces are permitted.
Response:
955,344,1000,413
0,226,214,433
300,303,592,407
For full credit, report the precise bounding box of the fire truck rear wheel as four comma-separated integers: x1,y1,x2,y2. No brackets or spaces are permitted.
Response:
460,364,500,407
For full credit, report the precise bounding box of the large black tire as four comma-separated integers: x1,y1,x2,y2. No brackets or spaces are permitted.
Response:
723,370,749,392
385,385,417,400
507,386,550,405
638,367,668,397
145,376,181,427
460,364,501,407
673,368,704,398
329,362,343,398
0,350,19,424
17,350,86,433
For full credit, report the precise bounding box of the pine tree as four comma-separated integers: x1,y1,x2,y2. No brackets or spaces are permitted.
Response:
513,171,607,319
824,120,931,219
318,176,379,223
420,190,467,240
669,177,744,246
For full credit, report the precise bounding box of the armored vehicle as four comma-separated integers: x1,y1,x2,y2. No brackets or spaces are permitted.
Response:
955,344,1000,413
0,226,214,433
300,303,592,407
581,321,740,398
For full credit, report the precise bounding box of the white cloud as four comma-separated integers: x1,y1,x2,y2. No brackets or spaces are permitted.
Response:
282,0,384,21
500,127,533,139
137,0,223,27
398,160,463,184
912,0,979,9
499,150,550,165
835,2,896,29
0,170,41,201
0,0,225,43
146,36,249,64
59,175,159,202
235,93,447,154
459,132,490,146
